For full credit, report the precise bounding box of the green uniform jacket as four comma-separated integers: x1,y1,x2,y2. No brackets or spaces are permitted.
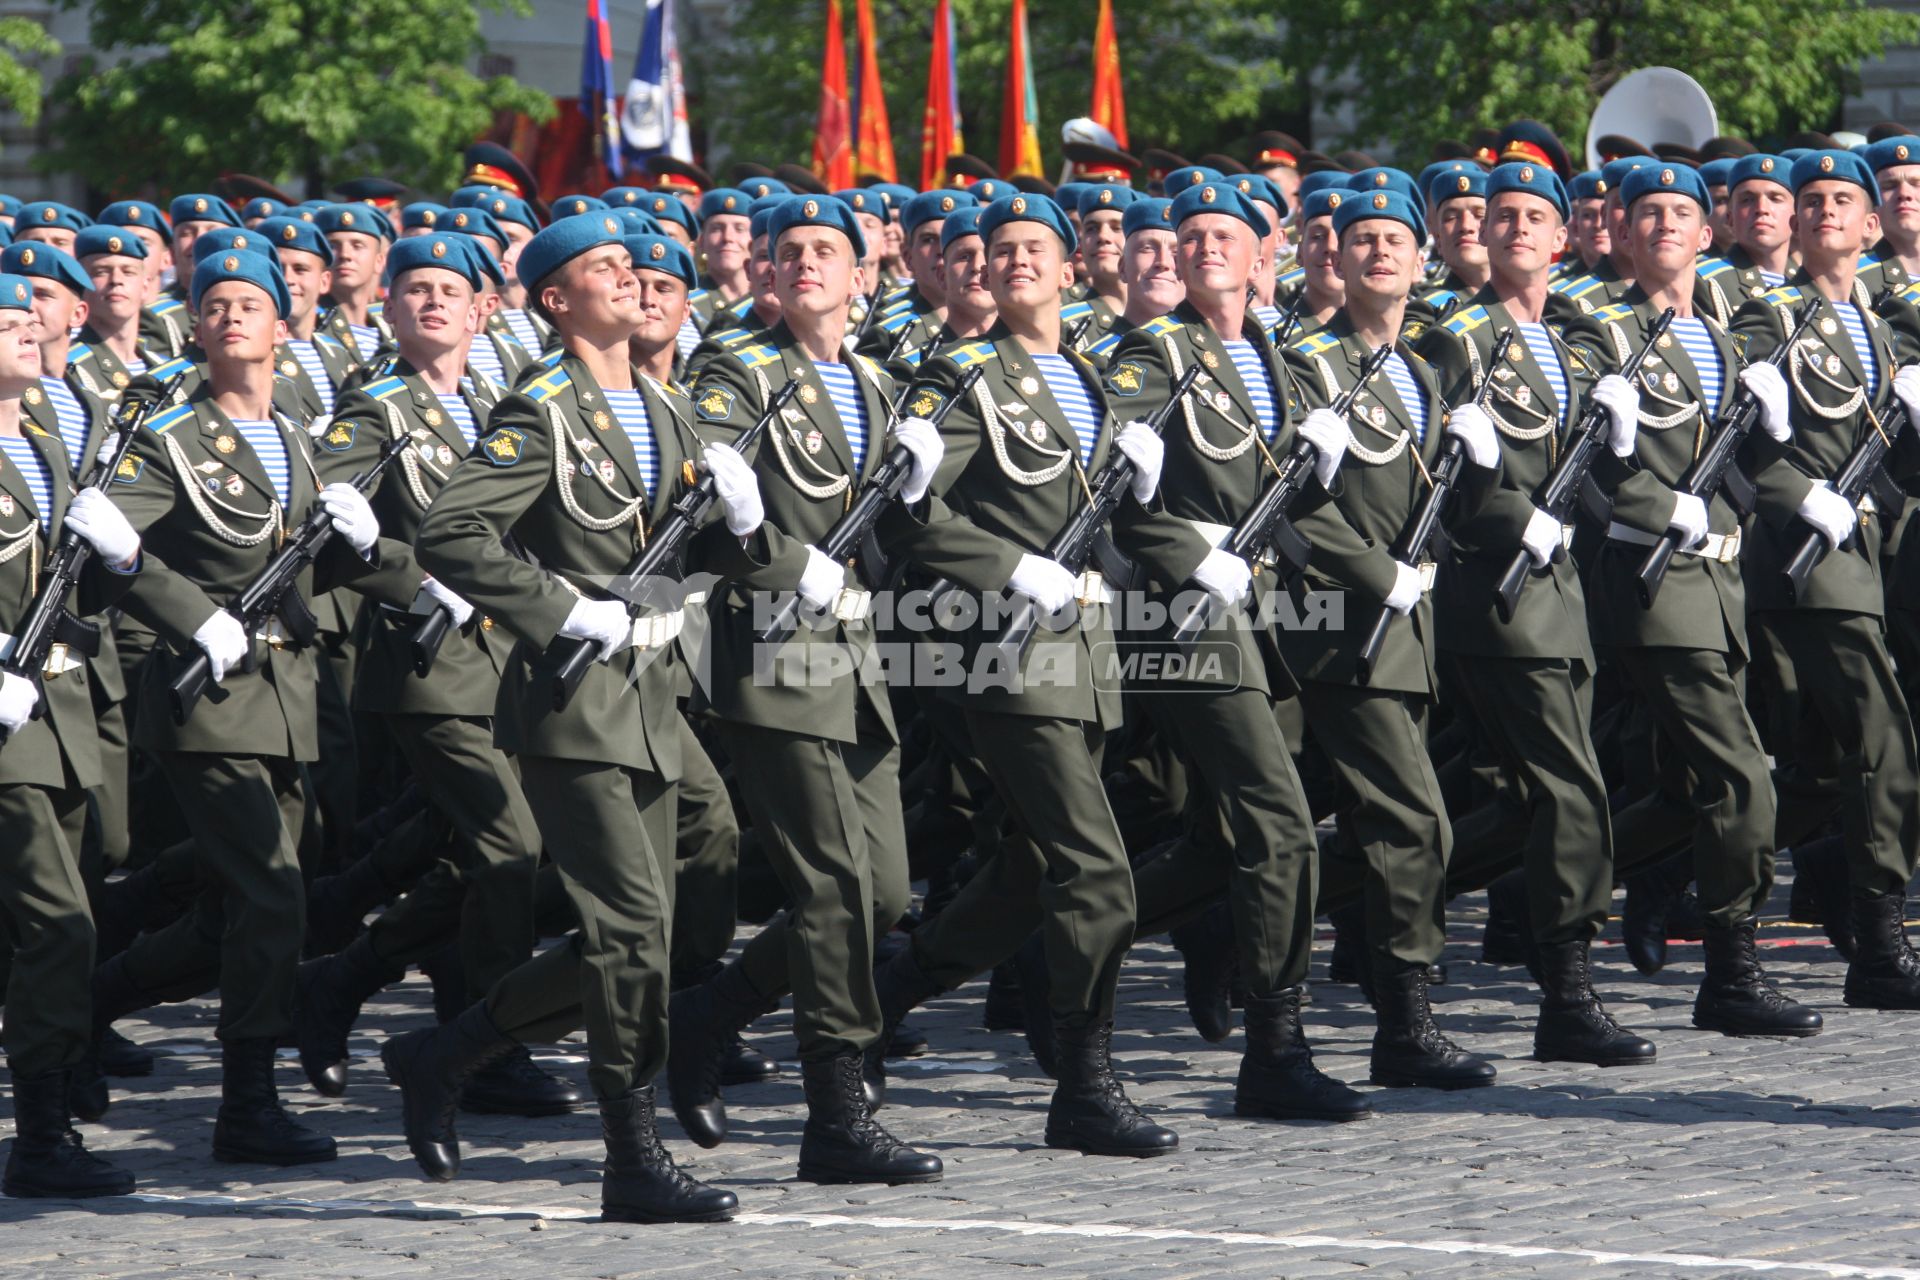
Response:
140,296,191,361
107,387,377,757
320,303,392,364
1415,292,1599,663
857,284,942,369
685,323,900,746
879,324,1125,727
274,335,357,424
69,336,166,404
414,354,706,780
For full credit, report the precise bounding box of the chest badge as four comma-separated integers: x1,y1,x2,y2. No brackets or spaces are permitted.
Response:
281,359,298,376
598,458,618,484
0,493,13,517
22,386,41,406
1020,376,1039,396
593,410,612,431
112,371,130,389
424,407,444,427
437,443,454,467
799,384,819,406
214,435,237,454
805,428,824,454
1820,316,1838,336
224,474,246,496
1201,350,1220,369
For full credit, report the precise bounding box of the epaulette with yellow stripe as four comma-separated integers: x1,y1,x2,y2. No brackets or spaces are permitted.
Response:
22,421,48,437
149,297,186,317
1061,300,1095,321
366,376,408,401
147,403,194,435
1087,331,1124,358
525,367,573,403
1290,330,1340,357
1898,279,1920,306
706,326,750,347
150,357,194,381
1276,266,1306,287
1553,274,1608,302
689,287,709,304
1589,302,1636,326
853,353,884,382
1139,314,1182,337
1695,256,1735,280
947,341,996,369
1442,305,1491,337
739,343,782,370
878,309,917,334
1761,285,1803,309
68,342,94,363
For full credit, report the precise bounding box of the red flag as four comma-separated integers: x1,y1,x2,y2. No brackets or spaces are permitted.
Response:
998,0,1043,179
813,0,853,189
1090,0,1127,150
852,0,897,182
919,0,963,190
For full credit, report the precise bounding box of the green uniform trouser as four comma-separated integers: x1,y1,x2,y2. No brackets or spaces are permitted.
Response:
120,753,308,1040
361,713,542,995
1756,610,1920,895
1439,655,1613,945
309,626,360,872
1606,646,1775,924
908,709,1135,1029
714,723,907,1060
0,782,97,1074
670,719,740,987
1130,687,1319,994
87,679,131,874
1304,683,1450,968
482,756,675,1100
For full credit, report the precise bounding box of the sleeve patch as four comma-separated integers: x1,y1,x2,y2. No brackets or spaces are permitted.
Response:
695,385,736,420
1106,361,1146,397
110,455,144,484
479,426,525,465
318,421,356,452
905,387,946,419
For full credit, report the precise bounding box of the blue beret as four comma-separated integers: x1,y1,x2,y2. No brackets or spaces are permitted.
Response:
73,225,149,261
1300,188,1346,221
295,199,331,212
241,197,287,222
1600,156,1654,194
255,216,332,265
1569,171,1606,202
315,202,393,241
902,189,976,235
517,210,628,291
0,274,31,310
739,177,790,201
447,186,495,207
402,202,448,232
872,182,916,214
1427,165,1488,207
192,227,280,267
16,202,89,234
612,206,663,236
169,194,241,227
190,248,291,317
1164,166,1225,194
1865,135,1920,174
551,194,608,219
1230,173,1288,221
386,233,486,291
699,188,753,221
1728,154,1790,193
1170,180,1271,238
1791,149,1881,203
601,186,652,208
1296,171,1349,201
979,192,1076,255
0,224,12,249
0,197,17,218
1699,158,1736,192
1621,162,1710,211
463,235,506,286
0,242,91,295
1076,184,1140,218
1418,161,1471,197
624,232,697,288
1781,148,1814,164
834,188,889,220
968,178,1015,204
96,200,170,232
748,195,790,240
636,191,697,236
767,193,868,260
464,190,537,232
1485,162,1568,220
1056,182,1091,211
441,205,506,245
1332,186,1426,243
1348,167,1426,218
1121,197,1175,237
939,205,985,249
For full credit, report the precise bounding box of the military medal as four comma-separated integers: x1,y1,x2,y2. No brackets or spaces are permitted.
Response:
22,386,41,405
1664,371,1679,393
999,401,1029,416
1657,333,1672,349
203,477,220,493
594,410,612,431
1507,344,1523,364
214,435,237,454
805,429,824,454
1515,386,1530,406
1370,405,1386,427
1820,317,1838,336
599,458,617,483
1021,376,1039,395
799,385,818,405
1494,367,1515,381
112,371,129,388
281,360,298,376
436,444,454,467
0,494,12,517
1201,350,1219,369
1827,354,1842,376
1212,390,1233,414
224,475,245,495
425,407,443,427
417,442,434,461
1750,286,1766,298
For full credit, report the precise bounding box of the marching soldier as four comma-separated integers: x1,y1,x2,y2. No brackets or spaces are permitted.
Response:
693,187,754,322
857,190,976,366
164,195,244,306
1720,156,1796,296
1064,184,1134,346
74,226,167,390
1412,166,1490,327
255,218,357,421
1278,187,1346,337
1562,171,1610,279
94,201,189,358
12,203,85,256
1085,197,1182,366
1861,135,1920,294
316,202,394,361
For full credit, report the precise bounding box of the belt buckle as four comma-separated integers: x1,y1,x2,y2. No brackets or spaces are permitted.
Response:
1415,561,1438,591
1717,533,1740,564
1075,571,1105,608
832,588,872,623
41,641,69,680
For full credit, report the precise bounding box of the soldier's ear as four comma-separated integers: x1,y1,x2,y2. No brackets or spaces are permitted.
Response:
70,297,89,332
1866,209,1882,245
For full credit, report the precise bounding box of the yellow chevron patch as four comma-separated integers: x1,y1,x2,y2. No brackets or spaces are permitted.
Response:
1290,330,1340,357
147,403,193,435
948,342,996,369
1442,306,1490,337
739,344,782,369
1590,303,1635,326
366,376,408,401
1140,315,1182,337
526,368,572,403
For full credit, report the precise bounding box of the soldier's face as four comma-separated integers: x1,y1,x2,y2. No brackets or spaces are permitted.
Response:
326,232,386,291
16,227,76,255
631,267,690,351
1482,193,1566,279
1626,194,1711,278
1878,164,1920,239
0,311,42,392
1252,199,1285,273
1730,182,1792,255
774,227,861,318
500,220,535,278
883,217,904,264
987,226,1073,315
854,212,887,280
543,246,642,339
196,281,286,362
940,235,993,319
388,268,479,357
1792,180,1874,261
1120,229,1182,313
700,214,751,278
1706,186,1732,250
749,237,780,311
83,254,150,324
659,220,695,249
909,222,948,301
1604,193,1630,257
25,279,84,349
1335,220,1419,305
1176,213,1256,298
1300,217,1343,300
1081,210,1126,282
1434,196,1487,273
172,219,225,263
1572,198,1610,261
121,226,170,286
278,250,332,327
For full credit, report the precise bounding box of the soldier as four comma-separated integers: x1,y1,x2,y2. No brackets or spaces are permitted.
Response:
1564,162,1822,1036
694,188,754,320
882,204,999,382
1730,150,1920,1009
1065,184,1135,345
1564,171,1611,278
834,188,891,313
12,203,86,256
872,193,1180,1158
1249,131,1307,215
1413,167,1490,326
316,202,394,361
0,271,141,1198
1861,135,1920,294
1284,188,1348,337
1231,174,1290,328
94,201,188,359
1722,156,1796,296
401,213,738,1223
165,195,244,304
74,226,167,389
1413,163,1655,1065
1085,197,1182,367
858,191,977,366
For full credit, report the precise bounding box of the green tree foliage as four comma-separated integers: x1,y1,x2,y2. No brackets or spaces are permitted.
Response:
0,16,59,130
1281,0,1920,161
45,0,552,196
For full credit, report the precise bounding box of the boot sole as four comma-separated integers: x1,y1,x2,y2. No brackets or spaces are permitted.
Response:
2,1174,136,1198
1367,1070,1496,1091
1043,1131,1179,1157
212,1144,338,1167
602,1204,737,1224
459,1096,581,1117
1531,1049,1657,1067
1233,1100,1371,1122
1843,990,1920,1011
1690,1015,1822,1038
796,1163,944,1185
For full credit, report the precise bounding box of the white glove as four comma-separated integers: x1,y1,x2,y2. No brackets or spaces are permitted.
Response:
320,483,379,555
1008,553,1076,614
94,435,119,470
1593,374,1639,457
306,414,334,441
1668,492,1710,550
1894,365,1920,424
892,416,944,505
560,597,630,663
703,443,763,536
1797,480,1857,549
1444,402,1499,469
192,610,248,684
798,546,845,610
1298,408,1348,488
1113,421,1164,504
420,576,474,627
1521,505,1562,569
1739,363,1791,444
1192,547,1251,607
65,487,139,566
0,670,38,733
1382,560,1424,614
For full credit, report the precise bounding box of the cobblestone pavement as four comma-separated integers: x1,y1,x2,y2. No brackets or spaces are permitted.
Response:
8,876,1920,1280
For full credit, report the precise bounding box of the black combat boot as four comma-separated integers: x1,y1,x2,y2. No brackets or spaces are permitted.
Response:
666,966,776,1148
720,1032,780,1086
71,953,169,1123
1692,917,1823,1037
1234,988,1371,1122
862,946,944,1110
212,1037,338,1165
2,1067,135,1198
982,960,1025,1031
1368,960,1497,1090
599,1086,738,1223
1479,871,1535,972
1044,1021,1179,1157
1619,852,1689,976
96,1029,154,1079
1843,891,1920,1010
294,933,403,1097
380,1002,516,1180
1325,902,1365,984
798,1054,943,1185
461,1045,587,1116
1171,903,1236,1043
1531,940,1656,1066
1790,835,1855,960
417,942,468,1025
